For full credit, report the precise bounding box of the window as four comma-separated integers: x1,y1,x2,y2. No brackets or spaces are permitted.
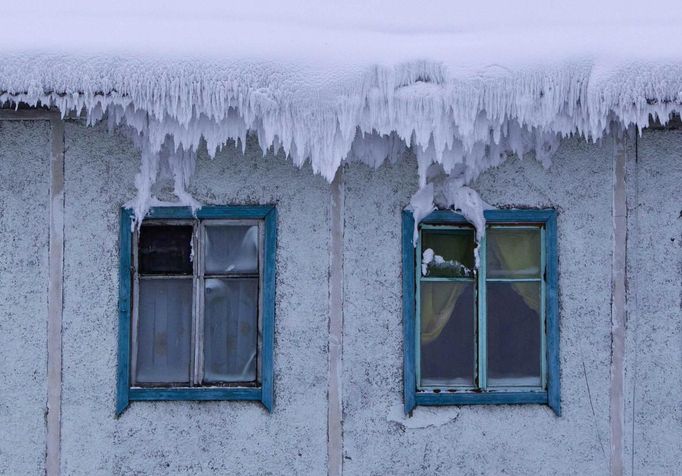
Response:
117,206,276,415
402,209,560,415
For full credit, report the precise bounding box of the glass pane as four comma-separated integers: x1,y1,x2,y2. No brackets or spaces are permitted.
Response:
487,228,541,279
204,225,259,275
204,278,258,383
487,282,542,387
420,282,475,387
421,230,475,278
139,225,193,275
136,279,193,384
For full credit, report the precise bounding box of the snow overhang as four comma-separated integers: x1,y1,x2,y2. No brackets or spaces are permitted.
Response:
1,0,681,226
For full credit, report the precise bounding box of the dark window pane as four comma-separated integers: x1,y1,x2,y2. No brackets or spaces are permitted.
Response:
139,225,193,275
487,282,542,387
487,228,541,279
421,229,475,278
204,225,259,275
420,282,475,387
204,278,258,383
136,278,192,384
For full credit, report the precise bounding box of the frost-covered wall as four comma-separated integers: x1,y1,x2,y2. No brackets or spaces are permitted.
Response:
60,122,331,474
0,121,50,474
342,139,614,474
624,129,682,476
0,118,679,474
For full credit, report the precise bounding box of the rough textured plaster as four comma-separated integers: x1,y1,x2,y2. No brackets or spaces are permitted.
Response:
342,138,614,475
61,124,330,475
0,120,50,475
2,119,679,474
624,130,682,476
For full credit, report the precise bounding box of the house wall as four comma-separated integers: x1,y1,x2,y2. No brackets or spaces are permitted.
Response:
60,123,331,474
0,116,679,475
0,120,50,475
624,129,682,476
342,138,614,475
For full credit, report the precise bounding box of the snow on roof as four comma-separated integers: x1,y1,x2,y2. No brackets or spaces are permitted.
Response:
1,0,682,228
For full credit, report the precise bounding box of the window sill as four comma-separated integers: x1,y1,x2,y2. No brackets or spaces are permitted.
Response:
116,386,269,416
129,386,262,402
414,390,559,415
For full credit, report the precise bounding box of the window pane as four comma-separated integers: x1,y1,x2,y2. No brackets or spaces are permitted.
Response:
204,278,258,383
136,279,192,384
420,282,475,387
421,230,475,278
139,225,193,275
487,282,542,387
204,225,259,274
487,228,541,279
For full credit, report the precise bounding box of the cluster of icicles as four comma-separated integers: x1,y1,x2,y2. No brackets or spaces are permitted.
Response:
2,60,680,257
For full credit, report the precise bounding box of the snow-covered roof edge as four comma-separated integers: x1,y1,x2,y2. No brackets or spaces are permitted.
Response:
3,1,682,245
4,57,681,232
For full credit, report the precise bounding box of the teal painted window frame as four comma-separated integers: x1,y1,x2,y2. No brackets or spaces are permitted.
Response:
402,209,560,416
117,205,277,415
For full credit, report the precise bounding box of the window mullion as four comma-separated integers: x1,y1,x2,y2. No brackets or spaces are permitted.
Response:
191,221,204,386
130,229,140,386
540,226,547,389
415,229,422,389
477,234,487,390
198,222,205,386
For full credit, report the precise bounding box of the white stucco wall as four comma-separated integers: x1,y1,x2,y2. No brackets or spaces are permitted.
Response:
0,117,679,475
341,138,614,475
0,120,50,474
60,123,331,474
624,129,682,476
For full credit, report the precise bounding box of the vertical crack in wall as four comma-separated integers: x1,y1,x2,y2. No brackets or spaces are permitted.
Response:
610,129,628,476
328,168,345,476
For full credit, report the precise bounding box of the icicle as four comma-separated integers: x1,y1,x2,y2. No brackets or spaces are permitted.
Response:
407,183,436,245
0,56,679,228
438,181,493,268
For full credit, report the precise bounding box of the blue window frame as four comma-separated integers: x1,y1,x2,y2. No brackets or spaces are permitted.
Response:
117,206,276,415
402,209,560,415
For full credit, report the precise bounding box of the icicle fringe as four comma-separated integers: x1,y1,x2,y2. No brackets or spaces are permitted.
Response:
1,57,680,224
